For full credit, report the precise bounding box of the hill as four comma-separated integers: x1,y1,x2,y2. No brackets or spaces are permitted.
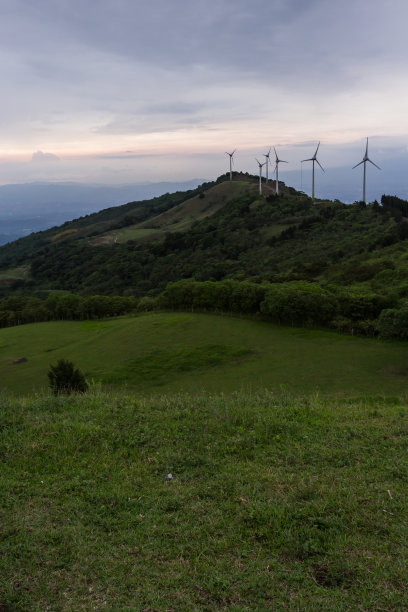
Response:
1,175,408,338
2,312,408,397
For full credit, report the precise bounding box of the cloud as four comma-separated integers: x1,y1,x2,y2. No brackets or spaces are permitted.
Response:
32,151,60,162
0,0,405,186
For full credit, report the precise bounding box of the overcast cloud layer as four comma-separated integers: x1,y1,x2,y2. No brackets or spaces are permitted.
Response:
0,0,407,190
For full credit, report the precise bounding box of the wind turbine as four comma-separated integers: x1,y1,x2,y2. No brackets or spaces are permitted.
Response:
263,147,272,182
225,149,236,181
273,147,288,195
352,137,381,203
256,158,266,195
302,142,324,201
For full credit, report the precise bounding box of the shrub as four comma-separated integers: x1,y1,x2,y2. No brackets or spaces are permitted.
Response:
260,282,337,326
48,359,88,395
377,308,408,340
137,296,158,312
337,291,391,321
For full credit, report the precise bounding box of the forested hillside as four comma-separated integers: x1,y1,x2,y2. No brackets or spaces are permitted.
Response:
1,174,408,338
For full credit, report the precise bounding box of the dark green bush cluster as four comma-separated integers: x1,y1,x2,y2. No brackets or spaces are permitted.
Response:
377,308,408,340
159,279,394,335
0,293,137,328
260,282,336,326
159,279,267,314
48,359,88,395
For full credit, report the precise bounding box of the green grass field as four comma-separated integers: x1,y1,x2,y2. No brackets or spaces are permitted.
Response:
1,312,408,397
1,391,408,610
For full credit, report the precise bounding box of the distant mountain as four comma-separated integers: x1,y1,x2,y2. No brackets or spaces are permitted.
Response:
0,179,205,244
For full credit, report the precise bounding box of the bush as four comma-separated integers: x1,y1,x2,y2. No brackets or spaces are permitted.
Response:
337,291,391,321
260,282,337,326
137,296,158,312
48,359,88,395
377,308,408,340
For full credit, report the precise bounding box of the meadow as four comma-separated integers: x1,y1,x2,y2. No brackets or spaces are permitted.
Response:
1,390,407,610
1,312,408,396
2,312,408,610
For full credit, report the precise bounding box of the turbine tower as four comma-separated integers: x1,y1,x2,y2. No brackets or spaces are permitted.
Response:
273,147,288,195
256,158,266,195
263,147,271,182
302,142,324,201
225,149,236,181
352,138,381,203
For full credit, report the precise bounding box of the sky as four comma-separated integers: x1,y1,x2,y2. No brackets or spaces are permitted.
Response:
0,0,407,196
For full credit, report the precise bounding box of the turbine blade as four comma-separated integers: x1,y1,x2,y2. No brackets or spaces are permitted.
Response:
316,159,325,172
352,160,364,169
302,158,313,162
314,141,320,157
367,158,381,170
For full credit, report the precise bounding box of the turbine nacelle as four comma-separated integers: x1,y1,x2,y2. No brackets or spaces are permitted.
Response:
263,147,272,162
352,138,381,170
302,142,325,172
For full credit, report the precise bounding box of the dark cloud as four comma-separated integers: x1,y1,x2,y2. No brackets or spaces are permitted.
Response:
4,0,407,92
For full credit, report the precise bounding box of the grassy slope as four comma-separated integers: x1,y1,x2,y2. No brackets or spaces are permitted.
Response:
1,312,408,397
1,391,407,610
93,181,255,245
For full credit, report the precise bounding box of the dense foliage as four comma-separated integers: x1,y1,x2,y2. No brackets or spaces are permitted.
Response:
0,293,137,327
0,278,398,338
160,279,395,336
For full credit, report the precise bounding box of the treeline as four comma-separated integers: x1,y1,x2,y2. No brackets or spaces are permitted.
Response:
381,195,408,219
0,294,138,327
1,280,408,340
159,279,406,339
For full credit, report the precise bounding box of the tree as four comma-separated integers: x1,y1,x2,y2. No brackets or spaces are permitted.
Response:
48,359,88,395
